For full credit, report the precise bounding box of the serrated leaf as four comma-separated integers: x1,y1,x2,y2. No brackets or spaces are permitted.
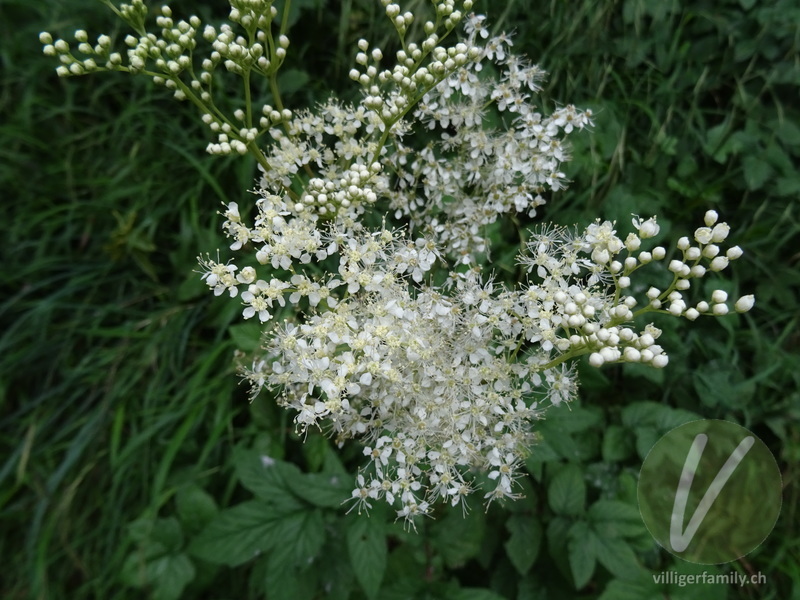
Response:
775,176,800,196
599,578,660,600
704,122,731,163
228,322,263,352
234,447,304,511
121,552,195,600
742,155,773,190
279,508,326,562
594,536,644,581
548,463,586,516
567,521,596,589
347,516,387,599
504,514,542,575
432,505,486,568
517,575,549,600
301,431,328,472
602,425,634,462
529,426,571,461
546,516,572,580
635,426,661,461
284,0,322,29
125,515,183,554
588,500,646,538
151,554,195,600
447,588,508,600
277,68,311,97
265,544,320,600
314,535,356,600
546,404,603,433
621,401,698,431
176,485,218,535
622,361,664,385
775,119,800,146
189,500,294,566
285,470,351,508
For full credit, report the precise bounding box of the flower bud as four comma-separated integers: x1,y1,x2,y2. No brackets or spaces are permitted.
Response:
589,353,604,367
734,295,755,313
711,223,730,243
711,290,728,303
694,227,713,244
709,256,729,271
726,246,743,260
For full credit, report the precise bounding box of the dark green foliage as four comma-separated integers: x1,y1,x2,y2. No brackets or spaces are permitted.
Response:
1,0,797,599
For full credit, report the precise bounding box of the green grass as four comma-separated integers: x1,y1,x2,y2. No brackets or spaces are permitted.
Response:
2,0,798,598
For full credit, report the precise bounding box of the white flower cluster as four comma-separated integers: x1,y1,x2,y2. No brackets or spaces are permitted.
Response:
41,0,295,166
388,15,593,260
198,198,753,521
42,1,754,524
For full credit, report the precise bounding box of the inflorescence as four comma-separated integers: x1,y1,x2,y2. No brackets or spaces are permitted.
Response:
41,0,754,524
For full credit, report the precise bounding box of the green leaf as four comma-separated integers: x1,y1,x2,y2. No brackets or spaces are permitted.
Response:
277,68,311,97
704,122,732,163
634,426,661,461
526,430,567,463
602,425,634,462
121,552,195,600
504,514,542,575
447,588,508,600
598,578,661,600
175,485,218,535
775,176,800,196
547,463,586,516
314,535,356,600
233,448,304,511
546,404,603,433
546,516,573,581
301,431,328,472
347,516,387,599
594,536,644,581
517,575,549,600
431,504,487,568
285,470,351,508
660,562,730,599
265,545,320,600
281,508,326,562
150,518,183,554
567,521,596,589
189,500,295,566
228,322,263,352
742,155,773,190
621,401,698,431
588,500,647,538
283,0,322,29
622,362,665,385
775,118,800,146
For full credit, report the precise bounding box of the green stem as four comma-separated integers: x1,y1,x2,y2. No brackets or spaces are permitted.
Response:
244,69,253,128
280,0,292,37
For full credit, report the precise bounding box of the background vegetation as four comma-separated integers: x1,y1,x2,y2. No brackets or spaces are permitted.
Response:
1,0,798,598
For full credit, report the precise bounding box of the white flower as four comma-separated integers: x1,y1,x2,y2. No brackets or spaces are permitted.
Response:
632,215,659,239
734,295,755,313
